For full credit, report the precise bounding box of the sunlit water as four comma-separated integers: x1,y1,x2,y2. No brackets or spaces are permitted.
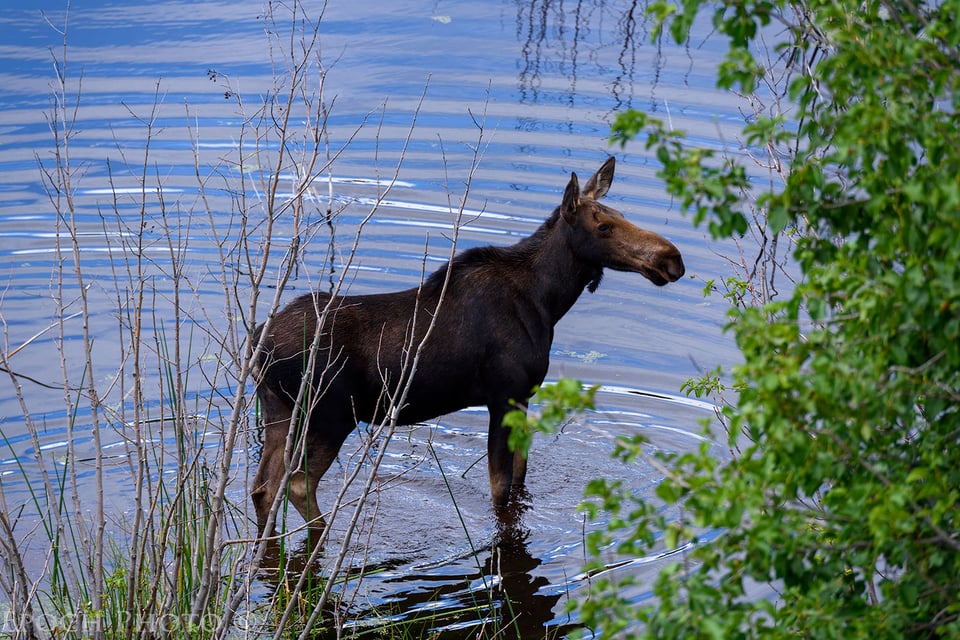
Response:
0,0,747,635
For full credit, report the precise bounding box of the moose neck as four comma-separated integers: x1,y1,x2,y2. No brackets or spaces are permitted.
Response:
521,212,602,324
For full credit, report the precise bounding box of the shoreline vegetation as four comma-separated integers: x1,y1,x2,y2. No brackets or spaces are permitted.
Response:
0,1,491,637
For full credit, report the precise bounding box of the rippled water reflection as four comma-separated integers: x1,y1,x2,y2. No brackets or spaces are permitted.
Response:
1,0,745,635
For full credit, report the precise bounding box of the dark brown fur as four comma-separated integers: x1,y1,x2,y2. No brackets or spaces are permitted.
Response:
250,157,685,534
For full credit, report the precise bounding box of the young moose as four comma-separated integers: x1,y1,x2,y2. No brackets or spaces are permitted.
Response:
251,157,685,535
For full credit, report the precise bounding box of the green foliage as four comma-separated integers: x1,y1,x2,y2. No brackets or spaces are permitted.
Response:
503,379,598,457
583,0,960,637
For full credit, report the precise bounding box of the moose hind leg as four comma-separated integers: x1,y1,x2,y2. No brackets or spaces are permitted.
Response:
287,430,341,530
251,388,295,535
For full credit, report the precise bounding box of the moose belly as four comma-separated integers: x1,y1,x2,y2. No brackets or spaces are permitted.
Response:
378,366,486,426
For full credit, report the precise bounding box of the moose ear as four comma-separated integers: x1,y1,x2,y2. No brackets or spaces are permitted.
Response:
581,156,615,200
561,171,580,224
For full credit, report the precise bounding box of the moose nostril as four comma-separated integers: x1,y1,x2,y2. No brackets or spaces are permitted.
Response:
669,257,686,280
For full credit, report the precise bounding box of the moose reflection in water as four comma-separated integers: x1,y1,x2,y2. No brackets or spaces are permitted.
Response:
250,157,685,536
259,502,571,637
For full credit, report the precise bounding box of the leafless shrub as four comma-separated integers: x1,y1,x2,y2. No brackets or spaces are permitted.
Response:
0,2,490,638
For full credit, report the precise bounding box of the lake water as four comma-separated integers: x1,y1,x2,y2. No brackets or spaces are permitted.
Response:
0,0,746,636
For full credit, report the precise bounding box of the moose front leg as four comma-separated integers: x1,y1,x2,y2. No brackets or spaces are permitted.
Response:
487,402,529,506
487,403,513,505
512,448,528,488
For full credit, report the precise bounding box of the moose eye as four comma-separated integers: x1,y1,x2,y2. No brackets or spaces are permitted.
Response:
597,223,611,234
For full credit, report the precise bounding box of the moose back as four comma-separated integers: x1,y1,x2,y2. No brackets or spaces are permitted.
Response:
250,157,685,535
